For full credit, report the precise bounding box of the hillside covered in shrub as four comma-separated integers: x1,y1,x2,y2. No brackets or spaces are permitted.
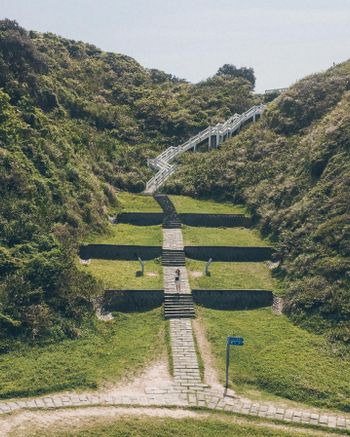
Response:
165,61,350,346
0,19,258,345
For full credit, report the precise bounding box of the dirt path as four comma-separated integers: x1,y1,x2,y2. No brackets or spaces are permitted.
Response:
3,406,346,437
193,318,222,392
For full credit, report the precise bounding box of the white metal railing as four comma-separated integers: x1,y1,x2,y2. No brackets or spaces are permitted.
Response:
144,104,265,193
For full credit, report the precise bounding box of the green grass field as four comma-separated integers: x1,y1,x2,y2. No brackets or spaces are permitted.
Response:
183,226,270,247
170,195,248,214
28,415,334,437
200,307,350,411
85,223,162,246
0,309,164,399
187,260,275,290
83,259,162,289
117,192,162,212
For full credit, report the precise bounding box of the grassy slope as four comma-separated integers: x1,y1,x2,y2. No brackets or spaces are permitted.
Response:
170,195,247,214
117,192,162,212
183,226,270,246
187,260,275,290
85,223,162,246
0,20,258,341
200,307,350,411
29,416,333,437
83,259,162,289
165,61,350,344
0,309,164,398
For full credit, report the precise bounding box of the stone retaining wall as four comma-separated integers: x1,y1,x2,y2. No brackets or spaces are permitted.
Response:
80,244,162,260
192,289,273,310
117,212,164,225
102,289,163,311
185,246,273,261
180,213,251,228
115,212,251,228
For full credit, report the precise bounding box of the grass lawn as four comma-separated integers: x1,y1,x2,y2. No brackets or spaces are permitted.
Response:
199,307,350,411
183,226,270,247
169,195,248,215
187,260,275,290
86,223,162,246
83,259,162,289
0,309,164,399
116,192,162,212
29,416,330,437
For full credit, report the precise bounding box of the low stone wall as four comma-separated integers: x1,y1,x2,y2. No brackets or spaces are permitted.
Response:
117,212,164,226
192,289,273,310
80,244,162,260
185,246,273,261
102,289,163,312
180,213,251,228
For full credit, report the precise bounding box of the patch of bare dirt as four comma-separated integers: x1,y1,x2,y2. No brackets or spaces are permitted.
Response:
192,318,223,394
103,358,172,397
190,271,203,278
146,272,158,277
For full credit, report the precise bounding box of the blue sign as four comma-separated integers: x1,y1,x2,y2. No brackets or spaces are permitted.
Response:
227,336,244,346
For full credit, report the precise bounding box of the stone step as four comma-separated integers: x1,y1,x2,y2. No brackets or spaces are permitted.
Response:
164,313,195,319
162,261,185,267
165,296,193,300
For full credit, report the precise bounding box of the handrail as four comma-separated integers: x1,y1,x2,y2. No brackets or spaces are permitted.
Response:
144,104,265,193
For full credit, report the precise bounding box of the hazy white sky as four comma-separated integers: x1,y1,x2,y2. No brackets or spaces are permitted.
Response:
1,0,350,92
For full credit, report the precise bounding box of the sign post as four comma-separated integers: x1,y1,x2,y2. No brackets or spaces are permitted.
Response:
225,336,244,389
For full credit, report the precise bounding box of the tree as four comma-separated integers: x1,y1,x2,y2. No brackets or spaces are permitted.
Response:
216,64,256,87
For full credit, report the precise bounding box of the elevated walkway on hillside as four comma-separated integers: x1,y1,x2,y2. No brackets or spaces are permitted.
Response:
144,104,265,193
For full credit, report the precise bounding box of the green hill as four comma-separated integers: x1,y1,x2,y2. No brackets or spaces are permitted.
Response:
0,19,257,344
165,60,350,345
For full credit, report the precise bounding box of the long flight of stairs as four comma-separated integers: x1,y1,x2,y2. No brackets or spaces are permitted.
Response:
155,194,195,319
164,293,196,319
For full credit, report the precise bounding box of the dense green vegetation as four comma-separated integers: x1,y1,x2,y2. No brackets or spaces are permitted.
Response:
86,223,162,246
28,415,332,437
166,61,350,345
83,259,162,289
0,19,257,344
0,309,164,398
170,195,247,214
200,307,350,411
187,260,275,290
183,226,269,247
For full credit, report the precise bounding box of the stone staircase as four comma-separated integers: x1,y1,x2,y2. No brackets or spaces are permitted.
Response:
155,194,194,319
164,293,196,319
154,194,182,229
162,249,185,266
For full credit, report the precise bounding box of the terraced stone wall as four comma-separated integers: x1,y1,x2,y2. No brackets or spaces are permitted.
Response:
117,212,164,225
103,289,164,311
80,244,162,260
185,246,274,262
180,213,251,227
192,289,273,309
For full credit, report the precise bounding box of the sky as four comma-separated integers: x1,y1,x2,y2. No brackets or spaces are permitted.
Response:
1,0,350,92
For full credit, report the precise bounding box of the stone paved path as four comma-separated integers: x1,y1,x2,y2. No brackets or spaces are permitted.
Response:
170,319,204,389
164,266,191,294
162,227,201,388
1,214,350,432
163,228,184,250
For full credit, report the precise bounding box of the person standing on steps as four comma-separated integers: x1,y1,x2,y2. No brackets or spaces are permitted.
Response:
175,268,181,293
